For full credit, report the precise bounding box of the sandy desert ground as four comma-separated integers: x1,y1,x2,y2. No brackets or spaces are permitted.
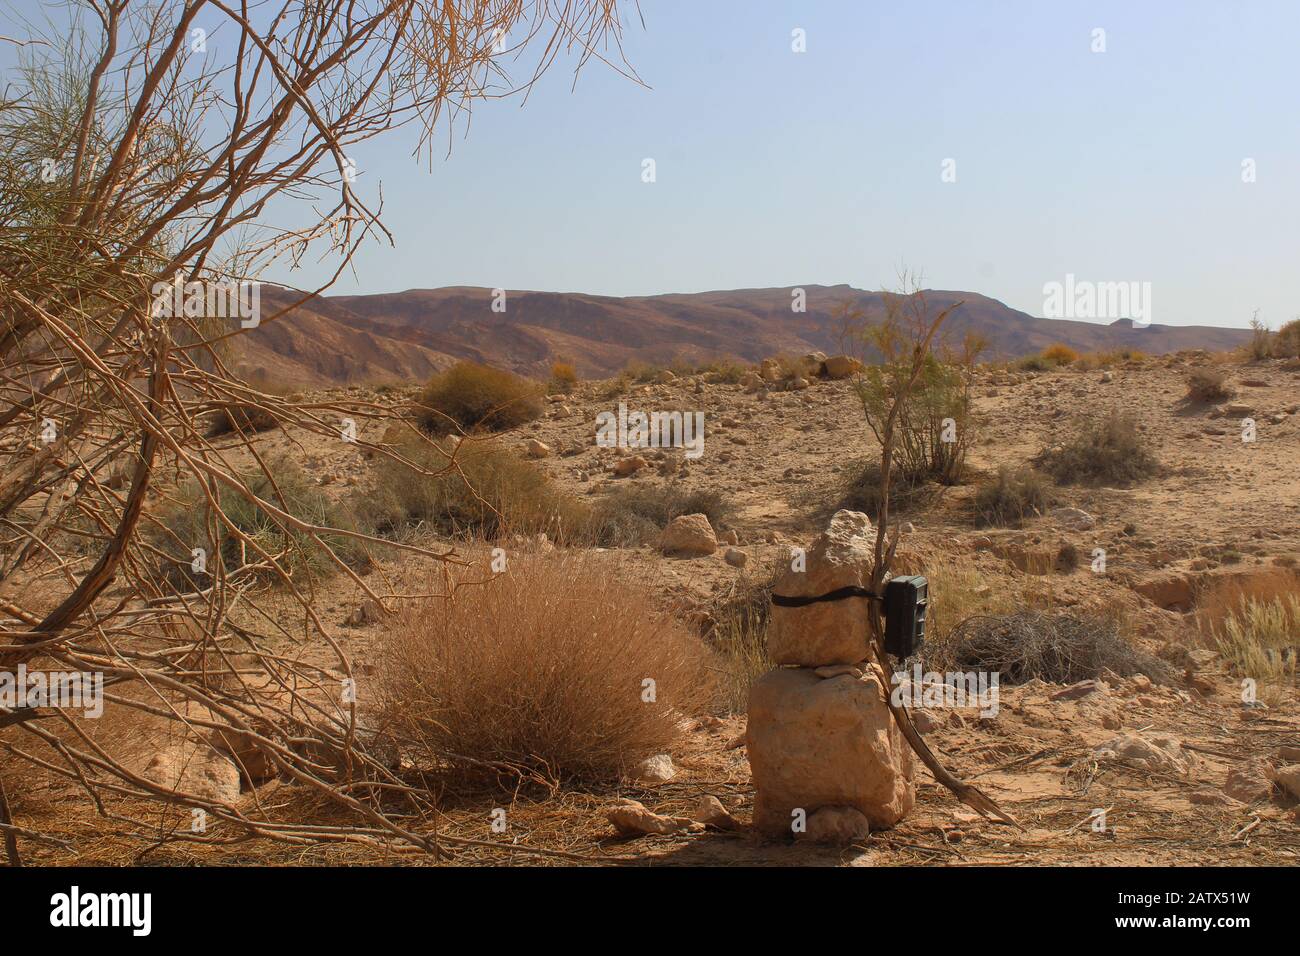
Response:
6,349,1299,867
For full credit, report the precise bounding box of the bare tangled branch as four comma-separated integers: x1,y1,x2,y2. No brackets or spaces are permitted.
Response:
0,0,636,864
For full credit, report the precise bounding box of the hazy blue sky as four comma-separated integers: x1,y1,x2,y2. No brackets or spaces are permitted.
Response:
7,1,1299,327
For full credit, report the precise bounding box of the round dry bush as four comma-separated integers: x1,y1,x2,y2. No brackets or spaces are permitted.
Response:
376,553,717,791
1274,318,1300,358
414,361,543,435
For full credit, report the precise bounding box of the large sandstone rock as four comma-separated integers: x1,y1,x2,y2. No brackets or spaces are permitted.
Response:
142,743,241,804
1268,764,1300,800
659,513,717,557
768,509,876,666
821,355,864,379
747,667,915,835
1094,733,1196,777
1132,571,1195,611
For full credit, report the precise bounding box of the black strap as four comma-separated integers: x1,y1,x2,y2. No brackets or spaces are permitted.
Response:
771,585,880,607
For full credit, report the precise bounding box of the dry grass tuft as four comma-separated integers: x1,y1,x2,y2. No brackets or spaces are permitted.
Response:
973,465,1055,527
1273,318,1300,358
588,483,733,547
1196,570,1300,697
548,361,578,394
414,361,543,435
375,553,717,792
1210,597,1299,698
702,560,781,713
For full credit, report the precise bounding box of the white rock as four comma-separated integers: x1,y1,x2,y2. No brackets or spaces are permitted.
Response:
1048,507,1096,530
633,753,676,783
805,805,871,844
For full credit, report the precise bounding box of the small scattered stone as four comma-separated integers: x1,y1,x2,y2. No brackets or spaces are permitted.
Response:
632,753,676,784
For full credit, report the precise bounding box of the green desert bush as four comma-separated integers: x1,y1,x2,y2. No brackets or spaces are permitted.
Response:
360,437,587,542
153,458,366,587
856,352,977,487
375,553,717,790
1016,354,1052,372
587,483,733,547
973,465,1055,527
1036,409,1158,486
414,361,543,435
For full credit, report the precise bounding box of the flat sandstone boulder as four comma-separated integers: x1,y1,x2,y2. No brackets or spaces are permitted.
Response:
747,666,915,836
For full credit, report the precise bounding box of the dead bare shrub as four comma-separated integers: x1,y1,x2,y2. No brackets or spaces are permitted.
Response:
1037,409,1159,486
414,361,544,436
947,611,1174,685
207,402,281,437
376,554,716,790
1185,369,1234,403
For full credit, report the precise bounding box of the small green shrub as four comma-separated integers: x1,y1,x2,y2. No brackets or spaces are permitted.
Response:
360,437,587,542
153,458,366,587
1037,410,1158,486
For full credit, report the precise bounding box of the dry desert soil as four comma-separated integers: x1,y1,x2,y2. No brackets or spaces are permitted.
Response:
8,351,1300,866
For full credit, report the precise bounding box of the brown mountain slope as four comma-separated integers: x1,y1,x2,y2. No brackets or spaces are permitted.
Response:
230,286,457,387
238,284,1251,385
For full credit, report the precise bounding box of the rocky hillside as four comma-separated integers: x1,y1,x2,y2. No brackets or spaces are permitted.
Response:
235,284,1253,385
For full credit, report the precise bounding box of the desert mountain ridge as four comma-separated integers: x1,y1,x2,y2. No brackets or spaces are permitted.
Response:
236,283,1253,387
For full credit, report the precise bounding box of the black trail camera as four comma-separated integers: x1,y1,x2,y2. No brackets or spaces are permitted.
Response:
769,575,928,660
883,575,927,658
